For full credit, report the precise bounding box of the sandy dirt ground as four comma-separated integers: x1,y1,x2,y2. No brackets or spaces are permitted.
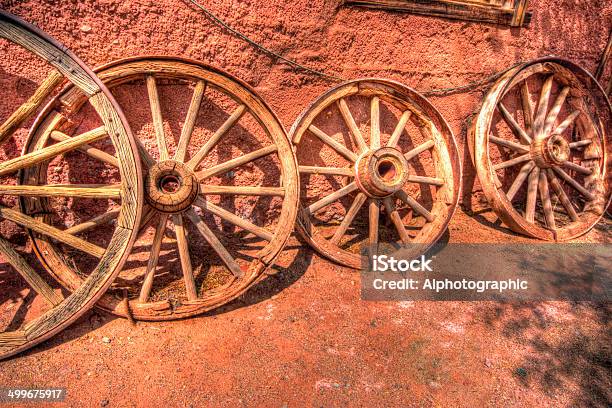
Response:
0,211,609,407
0,0,610,407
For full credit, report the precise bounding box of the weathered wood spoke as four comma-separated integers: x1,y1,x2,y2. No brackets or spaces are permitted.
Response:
506,161,535,201
299,165,354,177
395,190,433,222
175,80,206,162
533,75,554,134
546,169,578,221
0,126,107,176
308,125,358,163
489,135,529,153
199,185,284,197
337,98,368,153
520,80,534,132
195,144,276,180
146,75,169,161
64,209,120,235
368,199,379,247
525,166,540,223
538,170,555,229
0,184,121,199
0,236,63,306
138,213,169,303
569,139,592,149
0,206,105,258
554,110,580,135
185,208,243,278
187,104,247,169
306,182,358,214
404,140,435,161
498,102,532,144
543,86,570,135
552,167,595,201
406,175,444,186
562,161,592,175
493,153,531,171
370,96,381,149
387,111,411,148
330,192,367,245
383,197,410,244
49,131,119,167
172,213,198,301
195,196,273,241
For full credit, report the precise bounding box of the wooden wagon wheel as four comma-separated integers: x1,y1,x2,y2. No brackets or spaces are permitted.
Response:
291,79,461,269
469,58,610,240
0,11,142,359
25,56,299,320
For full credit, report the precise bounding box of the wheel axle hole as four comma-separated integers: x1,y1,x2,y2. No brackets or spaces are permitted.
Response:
159,174,182,193
377,160,397,182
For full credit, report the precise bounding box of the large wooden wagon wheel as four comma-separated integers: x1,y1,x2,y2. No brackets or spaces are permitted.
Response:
469,58,610,240
291,79,461,269
25,57,299,320
0,11,142,359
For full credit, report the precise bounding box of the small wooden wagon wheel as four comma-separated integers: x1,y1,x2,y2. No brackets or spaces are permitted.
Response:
26,57,298,320
0,11,142,359
291,79,461,269
469,58,610,240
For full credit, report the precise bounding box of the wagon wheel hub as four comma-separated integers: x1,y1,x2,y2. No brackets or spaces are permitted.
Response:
531,134,570,168
145,160,199,213
355,147,409,198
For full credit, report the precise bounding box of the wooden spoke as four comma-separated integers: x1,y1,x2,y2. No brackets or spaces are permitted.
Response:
406,175,444,186
330,192,367,245
146,75,169,161
520,80,534,132
199,185,284,197
186,104,246,169
525,166,540,223
506,161,536,201
404,140,435,161
538,170,556,229
138,213,168,303
308,124,358,163
569,139,592,149
0,70,64,144
134,137,156,169
172,213,198,301
533,75,554,134
64,209,120,235
299,165,354,177
546,169,578,221
0,236,63,306
552,167,595,201
543,86,570,135
337,98,368,153
489,135,529,153
0,184,121,199
194,197,273,241
184,208,243,278
387,110,411,148
49,131,119,167
0,205,105,258
195,144,276,181
0,126,106,177
493,153,531,171
562,161,592,175
396,190,434,222
306,182,358,214
368,199,379,247
553,110,580,135
498,102,532,144
370,96,381,149
175,80,207,162
383,197,410,244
